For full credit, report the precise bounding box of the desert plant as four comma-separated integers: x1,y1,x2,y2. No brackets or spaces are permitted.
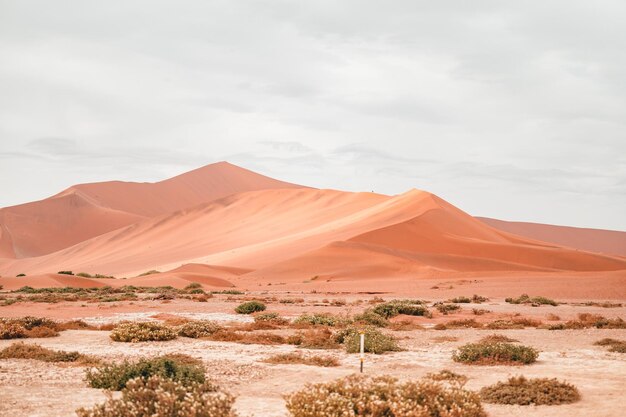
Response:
263,352,340,367
434,302,461,315
57,270,74,275
0,317,59,339
594,338,626,353
472,308,490,315
287,328,339,349
177,320,222,338
372,300,430,319
478,334,519,344
505,294,558,306
441,319,483,329
425,370,468,388
85,355,205,390
16,273,26,277
77,375,236,417
254,312,288,325
480,376,580,405
547,314,626,330
285,374,486,417
235,301,266,314
453,342,538,365
449,296,471,303
0,342,96,363
352,309,389,327
335,326,400,354
110,322,177,342
138,269,160,276
293,313,342,327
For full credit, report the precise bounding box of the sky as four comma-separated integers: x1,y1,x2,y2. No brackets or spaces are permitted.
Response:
1,1,625,230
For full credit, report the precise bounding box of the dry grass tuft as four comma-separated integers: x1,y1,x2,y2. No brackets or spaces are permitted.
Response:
388,319,424,331
263,352,339,367
594,338,626,353
0,342,98,364
287,328,339,349
425,370,469,388
480,376,580,405
478,334,519,344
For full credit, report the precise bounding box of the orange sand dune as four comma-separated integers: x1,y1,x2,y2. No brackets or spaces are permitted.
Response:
0,273,109,291
0,162,303,258
478,217,626,257
119,272,234,289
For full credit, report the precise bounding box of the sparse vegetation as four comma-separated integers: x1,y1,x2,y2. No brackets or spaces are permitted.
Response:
177,320,222,338
546,313,626,330
85,355,205,390
472,308,490,315
505,294,558,306
57,270,74,275
434,302,461,315
480,376,580,405
425,370,468,387
0,342,97,364
478,334,519,344
293,313,341,327
453,341,538,365
235,300,266,314
138,270,160,276
109,322,177,342
335,326,400,354
288,328,339,349
372,299,430,319
594,338,626,353
285,374,486,417
0,316,60,339
263,352,339,367
353,309,389,327
437,319,483,329
486,317,542,330
254,312,288,325
77,376,236,417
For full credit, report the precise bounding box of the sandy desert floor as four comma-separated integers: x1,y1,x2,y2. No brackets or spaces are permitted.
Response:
0,292,625,417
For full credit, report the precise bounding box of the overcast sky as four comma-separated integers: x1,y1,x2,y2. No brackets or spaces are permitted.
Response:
1,1,625,230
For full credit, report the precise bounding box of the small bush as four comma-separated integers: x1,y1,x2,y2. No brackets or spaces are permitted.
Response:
293,313,342,327
442,319,483,329
353,310,389,327
16,273,26,277
425,370,468,388
254,312,288,325
210,329,286,345
480,376,580,405
263,352,339,367
0,342,96,364
77,376,236,417
372,300,430,319
594,338,626,353
486,317,541,329
85,355,205,390
478,334,519,344
138,269,160,276
177,320,222,338
472,309,490,315
453,342,538,365
57,270,74,275
472,295,489,303
449,296,471,303
335,326,400,354
505,294,558,306
434,302,461,315
547,314,626,330
285,374,486,417
110,322,177,342
288,328,339,349
388,320,424,331
235,301,266,314
0,317,59,339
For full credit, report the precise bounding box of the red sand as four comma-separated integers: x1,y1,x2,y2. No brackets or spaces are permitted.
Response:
0,162,624,297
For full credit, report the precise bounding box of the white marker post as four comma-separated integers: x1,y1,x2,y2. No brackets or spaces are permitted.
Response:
359,331,365,373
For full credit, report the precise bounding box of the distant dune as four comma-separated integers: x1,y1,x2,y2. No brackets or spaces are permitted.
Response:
0,162,624,294
477,217,626,257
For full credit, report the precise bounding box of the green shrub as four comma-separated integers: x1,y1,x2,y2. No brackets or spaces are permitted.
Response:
235,301,266,314
453,342,538,365
77,375,236,417
177,320,222,338
505,294,558,306
449,296,471,303
85,355,205,390
353,310,389,327
254,312,288,325
335,326,400,354
372,300,430,319
285,374,486,417
434,302,461,315
480,376,580,405
293,313,341,327
0,342,96,363
110,322,177,342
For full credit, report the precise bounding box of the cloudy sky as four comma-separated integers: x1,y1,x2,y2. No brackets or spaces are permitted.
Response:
1,1,625,230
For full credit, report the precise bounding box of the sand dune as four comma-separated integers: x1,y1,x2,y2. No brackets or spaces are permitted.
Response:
0,273,110,291
478,217,626,257
0,162,303,258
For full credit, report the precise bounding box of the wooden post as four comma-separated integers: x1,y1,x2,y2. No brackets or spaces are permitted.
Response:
359,331,365,373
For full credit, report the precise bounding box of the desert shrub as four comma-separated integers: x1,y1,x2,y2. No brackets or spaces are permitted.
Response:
285,374,486,417
594,338,626,353
210,329,286,345
472,309,490,315
480,376,580,405
57,270,74,275
0,322,28,339
545,313,561,321
76,272,93,278
581,301,622,308
0,342,96,363
505,294,558,306
434,302,461,315
388,320,424,331
288,328,339,349
177,320,222,338
352,310,389,327
254,312,288,325
548,314,626,330
110,322,177,342
335,326,400,354
293,313,341,327
472,295,489,303
486,317,541,329
372,300,430,319
453,342,538,365
85,355,205,390
442,319,483,329
449,296,471,303
16,273,26,277
263,352,339,367
0,317,60,339
77,375,236,417
425,370,468,387
235,300,266,314
478,334,519,344
138,269,160,276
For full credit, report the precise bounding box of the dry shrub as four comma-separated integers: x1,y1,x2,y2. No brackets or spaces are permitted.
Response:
478,334,519,344
0,342,98,364
431,336,459,343
480,376,580,405
254,312,289,325
453,342,538,365
425,370,468,388
287,328,339,349
0,317,60,339
434,302,461,315
486,317,541,330
335,326,400,354
0,322,28,339
388,320,424,331
25,326,60,338
285,374,486,417
57,320,99,331
292,313,342,327
177,320,222,338
372,300,431,319
263,352,339,367
545,313,561,321
353,310,389,327
85,355,205,390
443,319,483,329
448,296,471,303
110,322,177,343
581,301,622,308
472,309,490,316
76,376,236,417
594,338,626,353
548,314,626,330
150,314,191,326
209,329,286,345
